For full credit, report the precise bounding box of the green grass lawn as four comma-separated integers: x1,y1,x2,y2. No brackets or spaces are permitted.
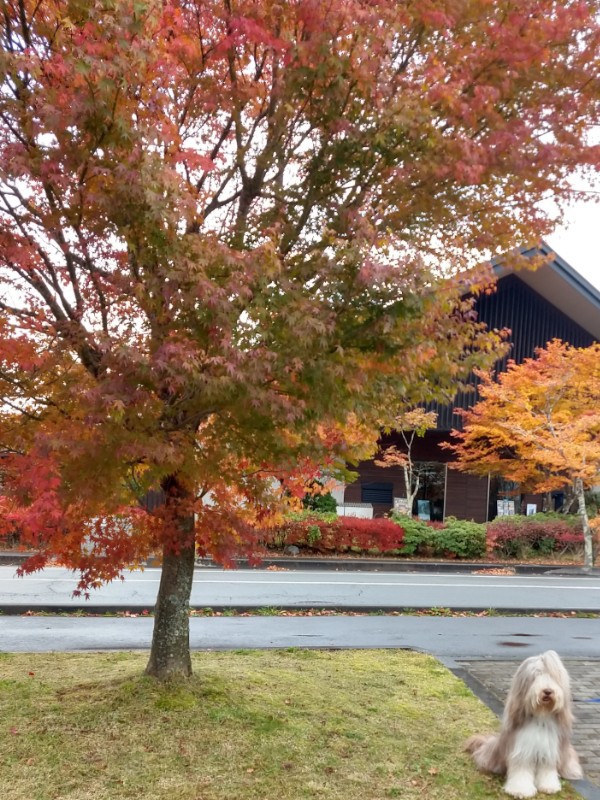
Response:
0,650,582,800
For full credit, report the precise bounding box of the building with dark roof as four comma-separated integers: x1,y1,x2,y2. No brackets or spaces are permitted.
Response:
340,243,600,522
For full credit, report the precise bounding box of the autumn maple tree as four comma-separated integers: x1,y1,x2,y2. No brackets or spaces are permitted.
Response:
446,340,600,569
0,0,599,678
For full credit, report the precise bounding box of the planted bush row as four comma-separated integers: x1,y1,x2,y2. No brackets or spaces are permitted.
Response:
486,514,583,559
393,516,486,560
262,512,585,560
267,515,404,555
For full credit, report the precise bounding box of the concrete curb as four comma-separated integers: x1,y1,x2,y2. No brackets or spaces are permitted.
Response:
3,604,600,616
2,551,598,576
197,557,600,577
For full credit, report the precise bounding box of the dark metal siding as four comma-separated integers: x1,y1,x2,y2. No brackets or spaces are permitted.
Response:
433,274,597,430
444,469,489,522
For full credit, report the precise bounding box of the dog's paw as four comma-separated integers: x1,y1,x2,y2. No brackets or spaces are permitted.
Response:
536,783,561,795
560,750,583,781
504,779,537,798
536,771,561,794
561,765,583,781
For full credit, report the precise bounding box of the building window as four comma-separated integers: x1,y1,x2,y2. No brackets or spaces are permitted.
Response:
361,482,393,504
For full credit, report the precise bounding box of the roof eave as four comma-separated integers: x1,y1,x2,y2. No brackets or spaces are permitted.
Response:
491,242,600,341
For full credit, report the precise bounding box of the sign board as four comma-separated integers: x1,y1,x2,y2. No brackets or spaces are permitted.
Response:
526,504,537,516
393,497,411,515
496,499,515,517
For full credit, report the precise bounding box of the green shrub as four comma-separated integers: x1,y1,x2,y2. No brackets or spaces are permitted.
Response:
302,491,338,514
391,515,434,556
537,537,556,556
433,518,486,559
391,515,486,559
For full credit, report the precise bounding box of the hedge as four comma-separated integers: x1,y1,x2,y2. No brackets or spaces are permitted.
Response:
486,514,584,559
264,510,585,560
391,515,486,559
263,514,404,554
265,513,487,558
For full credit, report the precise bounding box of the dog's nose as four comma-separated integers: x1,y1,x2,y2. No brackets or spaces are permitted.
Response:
542,689,554,699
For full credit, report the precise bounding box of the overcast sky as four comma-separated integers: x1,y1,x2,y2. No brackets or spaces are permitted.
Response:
546,198,600,291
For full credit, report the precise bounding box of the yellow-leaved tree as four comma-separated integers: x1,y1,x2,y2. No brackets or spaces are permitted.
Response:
446,340,600,569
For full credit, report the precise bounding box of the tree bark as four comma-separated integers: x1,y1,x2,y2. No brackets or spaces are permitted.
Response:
402,465,419,514
574,477,594,571
145,476,196,679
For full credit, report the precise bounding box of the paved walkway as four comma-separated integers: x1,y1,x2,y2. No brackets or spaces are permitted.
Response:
457,658,600,797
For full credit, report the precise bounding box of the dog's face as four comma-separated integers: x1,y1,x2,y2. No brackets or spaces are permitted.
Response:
512,651,570,717
525,672,565,715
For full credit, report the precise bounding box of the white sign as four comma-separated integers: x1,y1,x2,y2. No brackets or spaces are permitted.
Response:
526,504,537,516
497,499,515,517
393,497,411,515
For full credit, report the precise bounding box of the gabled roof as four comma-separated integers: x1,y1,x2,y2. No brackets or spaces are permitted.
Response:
492,242,600,341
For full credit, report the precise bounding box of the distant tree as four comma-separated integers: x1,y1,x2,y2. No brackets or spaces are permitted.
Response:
0,1,599,677
303,485,338,515
446,341,600,569
376,409,439,514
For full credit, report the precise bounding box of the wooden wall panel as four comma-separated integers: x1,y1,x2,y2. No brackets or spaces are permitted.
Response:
444,468,490,523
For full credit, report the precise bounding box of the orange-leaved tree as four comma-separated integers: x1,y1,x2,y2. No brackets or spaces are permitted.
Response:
0,0,600,678
446,341,600,569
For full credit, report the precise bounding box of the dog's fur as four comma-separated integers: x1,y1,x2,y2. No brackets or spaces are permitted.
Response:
465,650,582,798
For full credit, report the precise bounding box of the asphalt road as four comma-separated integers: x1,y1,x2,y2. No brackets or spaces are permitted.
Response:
0,565,599,612
1,614,599,659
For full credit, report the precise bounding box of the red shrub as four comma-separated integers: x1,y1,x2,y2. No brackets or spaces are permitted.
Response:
266,516,404,554
486,516,583,559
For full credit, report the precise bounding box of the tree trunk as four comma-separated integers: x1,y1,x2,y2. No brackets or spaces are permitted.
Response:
403,466,418,515
574,477,594,571
145,476,196,679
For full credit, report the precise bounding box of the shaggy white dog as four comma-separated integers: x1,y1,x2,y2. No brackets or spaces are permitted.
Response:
466,650,583,798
